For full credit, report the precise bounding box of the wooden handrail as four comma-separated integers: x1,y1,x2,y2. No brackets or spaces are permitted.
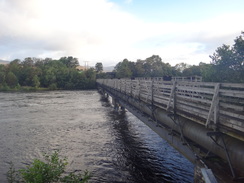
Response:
97,78,244,134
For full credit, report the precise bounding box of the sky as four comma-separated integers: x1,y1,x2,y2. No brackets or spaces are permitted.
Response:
0,0,243,67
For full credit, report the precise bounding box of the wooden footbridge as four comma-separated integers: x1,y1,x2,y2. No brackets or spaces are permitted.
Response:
97,77,244,182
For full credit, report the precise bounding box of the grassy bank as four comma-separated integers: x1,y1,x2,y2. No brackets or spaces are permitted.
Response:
0,85,52,92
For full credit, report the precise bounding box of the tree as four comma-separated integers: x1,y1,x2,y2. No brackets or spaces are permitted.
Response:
134,60,145,77
0,65,6,84
144,55,163,77
95,62,103,73
8,59,21,79
0,71,5,84
209,31,244,82
5,72,18,87
174,62,191,73
182,65,201,76
199,63,216,82
114,59,133,78
59,56,79,68
31,75,40,88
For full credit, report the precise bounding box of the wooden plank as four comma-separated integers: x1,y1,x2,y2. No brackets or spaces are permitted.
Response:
206,83,220,126
177,104,207,119
219,102,244,112
154,94,171,101
177,86,215,94
176,95,212,105
219,116,244,132
219,89,244,98
176,101,210,115
154,92,171,97
221,83,244,88
219,109,244,120
176,103,209,119
177,81,216,87
153,98,169,106
154,85,173,90
176,91,205,98
154,97,170,104
177,99,211,112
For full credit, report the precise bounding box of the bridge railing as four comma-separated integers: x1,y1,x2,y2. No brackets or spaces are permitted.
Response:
97,79,244,134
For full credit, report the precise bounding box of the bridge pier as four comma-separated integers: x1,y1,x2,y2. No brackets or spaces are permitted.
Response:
112,96,126,112
112,97,119,111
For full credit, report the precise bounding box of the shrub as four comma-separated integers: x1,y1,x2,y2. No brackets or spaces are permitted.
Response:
7,151,91,183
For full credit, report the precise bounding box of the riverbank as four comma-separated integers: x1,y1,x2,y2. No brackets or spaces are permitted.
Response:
0,85,97,92
0,86,51,92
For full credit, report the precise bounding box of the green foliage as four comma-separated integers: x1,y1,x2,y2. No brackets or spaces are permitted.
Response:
0,71,5,84
32,75,40,88
7,151,91,183
114,55,173,78
5,72,18,88
95,62,103,73
209,31,244,82
59,57,79,68
48,83,57,90
114,59,133,78
0,56,97,91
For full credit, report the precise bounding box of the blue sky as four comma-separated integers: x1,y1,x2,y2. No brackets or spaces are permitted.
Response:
0,0,243,67
117,0,244,22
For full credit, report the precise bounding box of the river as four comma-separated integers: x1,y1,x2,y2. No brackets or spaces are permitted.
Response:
0,90,194,182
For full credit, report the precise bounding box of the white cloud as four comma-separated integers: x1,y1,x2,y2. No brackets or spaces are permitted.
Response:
0,0,243,66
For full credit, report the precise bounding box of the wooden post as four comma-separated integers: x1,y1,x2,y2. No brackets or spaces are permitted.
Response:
167,81,177,112
206,83,220,128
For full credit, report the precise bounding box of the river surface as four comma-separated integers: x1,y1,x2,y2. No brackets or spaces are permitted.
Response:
0,90,194,182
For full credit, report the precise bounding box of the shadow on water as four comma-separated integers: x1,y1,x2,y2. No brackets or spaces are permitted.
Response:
100,96,193,183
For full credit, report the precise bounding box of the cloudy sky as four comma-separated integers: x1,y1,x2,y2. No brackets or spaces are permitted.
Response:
0,0,243,66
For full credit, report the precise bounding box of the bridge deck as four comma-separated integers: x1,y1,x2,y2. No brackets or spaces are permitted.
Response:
97,78,244,137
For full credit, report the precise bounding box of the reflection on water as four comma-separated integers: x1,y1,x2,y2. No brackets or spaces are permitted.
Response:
0,91,193,183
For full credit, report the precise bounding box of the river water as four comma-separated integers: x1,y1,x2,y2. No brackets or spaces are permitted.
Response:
0,90,193,182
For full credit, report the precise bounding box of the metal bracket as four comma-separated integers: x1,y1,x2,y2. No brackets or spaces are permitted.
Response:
207,132,236,179
168,113,187,144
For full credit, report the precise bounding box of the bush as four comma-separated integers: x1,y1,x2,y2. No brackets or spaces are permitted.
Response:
7,151,91,183
48,83,57,90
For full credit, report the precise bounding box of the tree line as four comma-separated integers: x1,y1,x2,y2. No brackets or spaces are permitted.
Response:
99,32,243,83
1,32,243,91
0,56,96,91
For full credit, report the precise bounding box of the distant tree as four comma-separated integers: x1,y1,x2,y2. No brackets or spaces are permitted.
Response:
0,71,5,84
31,75,40,88
144,55,163,77
134,59,145,77
174,62,191,73
210,31,244,82
182,65,201,76
22,57,37,67
199,63,216,82
85,68,96,80
95,62,103,73
59,56,79,68
8,59,22,79
114,59,133,78
84,68,96,88
5,72,18,87
0,65,6,84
